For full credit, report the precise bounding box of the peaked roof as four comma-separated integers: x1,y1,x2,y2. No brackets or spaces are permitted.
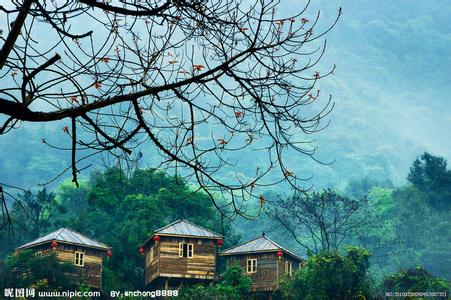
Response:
220,234,303,261
141,219,222,247
16,227,111,251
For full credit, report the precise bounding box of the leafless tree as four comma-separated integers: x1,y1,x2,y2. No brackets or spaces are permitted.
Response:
0,0,341,220
269,190,372,254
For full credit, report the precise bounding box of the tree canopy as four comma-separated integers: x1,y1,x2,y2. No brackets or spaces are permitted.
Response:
278,247,373,300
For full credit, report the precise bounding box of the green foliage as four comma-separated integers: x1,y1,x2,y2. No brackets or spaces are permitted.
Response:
0,250,77,291
180,264,252,300
407,152,451,209
280,247,372,300
0,188,61,258
346,154,451,280
388,185,451,279
346,177,393,199
384,266,449,293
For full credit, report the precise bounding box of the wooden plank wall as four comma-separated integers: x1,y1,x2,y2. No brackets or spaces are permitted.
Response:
226,252,302,292
227,253,278,292
32,244,103,289
277,255,301,279
146,236,216,284
145,243,159,284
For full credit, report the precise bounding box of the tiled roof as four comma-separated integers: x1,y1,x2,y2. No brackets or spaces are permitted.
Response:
16,227,110,251
220,234,303,261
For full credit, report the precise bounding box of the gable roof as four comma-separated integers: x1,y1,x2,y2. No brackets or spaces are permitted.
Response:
16,227,111,251
220,234,303,261
141,219,222,247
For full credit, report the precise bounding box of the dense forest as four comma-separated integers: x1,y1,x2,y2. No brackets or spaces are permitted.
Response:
1,152,449,298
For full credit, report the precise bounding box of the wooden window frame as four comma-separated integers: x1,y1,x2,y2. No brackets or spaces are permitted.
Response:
147,246,154,265
178,243,194,258
247,258,257,273
74,251,85,267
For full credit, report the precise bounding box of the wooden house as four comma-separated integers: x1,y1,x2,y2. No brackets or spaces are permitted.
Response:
139,219,223,289
220,233,303,294
15,227,111,290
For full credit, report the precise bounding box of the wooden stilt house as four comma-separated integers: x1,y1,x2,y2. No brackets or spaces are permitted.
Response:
220,233,303,294
139,219,223,289
15,227,111,289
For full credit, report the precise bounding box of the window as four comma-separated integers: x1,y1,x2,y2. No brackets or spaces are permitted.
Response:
179,243,193,258
147,246,154,264
74,251,84,267
247,259,257,273
285,261,292,276
34,251,42,258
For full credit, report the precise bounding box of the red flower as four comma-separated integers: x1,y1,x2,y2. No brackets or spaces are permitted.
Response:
94,81,102,89
284,170,294,177
218,139,227,145
98,57,110,63
193,64,205,71
235,111,243,118
259,195,266,205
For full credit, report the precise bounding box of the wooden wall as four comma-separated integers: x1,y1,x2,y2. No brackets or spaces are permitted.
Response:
30,244,104,289
145,236,217,285
145,243,159,284
226,252,302,292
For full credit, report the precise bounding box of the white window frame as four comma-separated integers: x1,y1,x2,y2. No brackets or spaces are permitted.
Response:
285,261,292,276
74,251,85,267
34,251,42,258
178,243,194,258
247,258,257,273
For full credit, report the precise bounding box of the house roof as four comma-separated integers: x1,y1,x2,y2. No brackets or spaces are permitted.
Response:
16,227,111,251
141,219,222,247
220,234,303,261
